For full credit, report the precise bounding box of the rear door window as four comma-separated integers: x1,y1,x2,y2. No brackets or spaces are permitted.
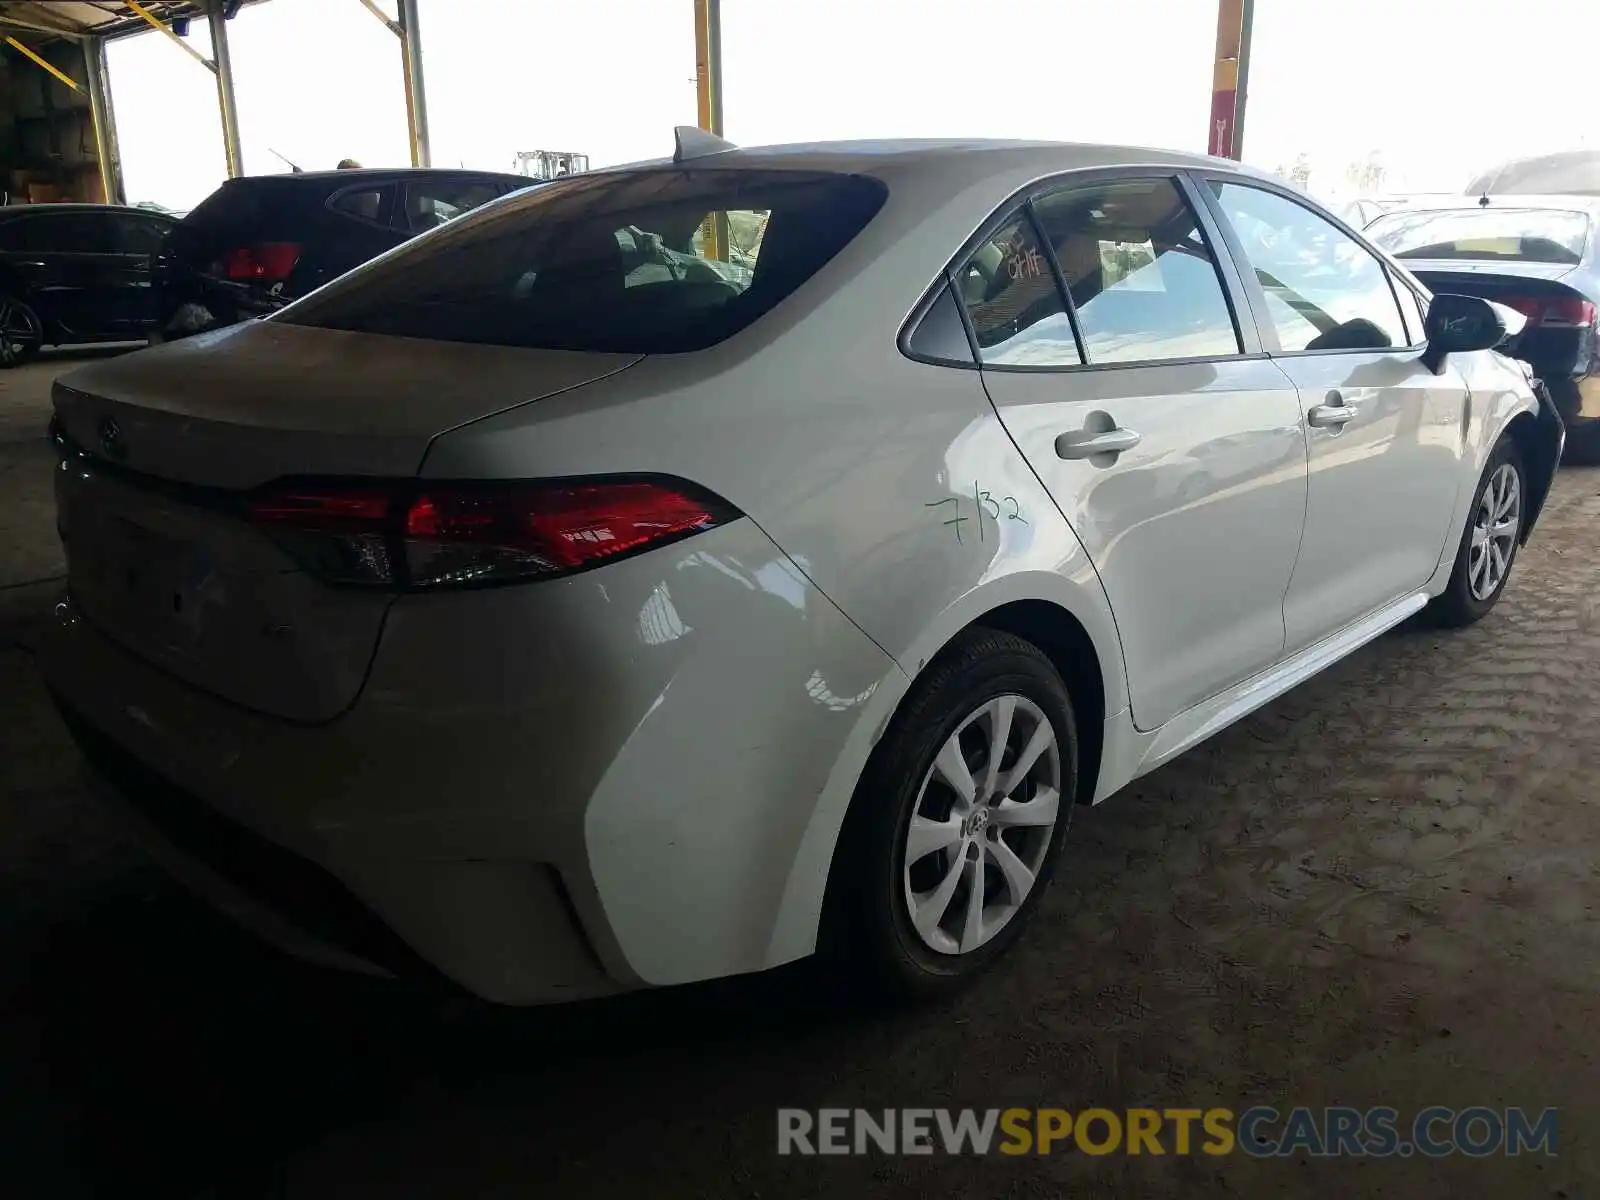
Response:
0,217,43,252
1031,178,1241,364
109,214,169,255
330,185,397,227
396,178,506,233
956,211,1079,366
45,213,118,253
282,169,888,353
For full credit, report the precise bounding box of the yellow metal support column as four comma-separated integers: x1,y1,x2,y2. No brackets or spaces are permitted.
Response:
208,1,243,177
693,0,726,258
4,37,79,92
397,0,431,167
356,0,431,168
124,0,242,178
693,0,723,137
84,37,124,204
1209,0,1253,160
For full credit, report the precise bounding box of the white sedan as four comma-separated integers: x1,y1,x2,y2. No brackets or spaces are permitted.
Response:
41,131,1563,1003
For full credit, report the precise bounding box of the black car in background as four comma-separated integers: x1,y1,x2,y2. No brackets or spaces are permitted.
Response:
1367,196,1600,461
152,167,531,342
0,203,177,365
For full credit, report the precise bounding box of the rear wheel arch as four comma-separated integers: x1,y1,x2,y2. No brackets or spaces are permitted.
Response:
863,598,1109,810
965,599,1106,807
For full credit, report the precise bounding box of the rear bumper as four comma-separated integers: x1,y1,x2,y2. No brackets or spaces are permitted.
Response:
39,518,896,1004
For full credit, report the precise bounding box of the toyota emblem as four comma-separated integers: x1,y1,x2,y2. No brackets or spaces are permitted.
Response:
97,416,126,462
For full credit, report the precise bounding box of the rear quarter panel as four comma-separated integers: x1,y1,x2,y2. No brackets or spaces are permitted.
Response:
420,157,1132,714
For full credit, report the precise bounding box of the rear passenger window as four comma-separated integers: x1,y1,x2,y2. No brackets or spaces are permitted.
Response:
399,179,504,233
957,212,1079,366
1031,179,1241,364
0,217,41,252
330,186,394,225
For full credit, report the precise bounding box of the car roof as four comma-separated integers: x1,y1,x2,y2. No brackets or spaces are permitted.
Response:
236,167,529,185
0,203,172,218
1371,194,1600,217
610,137,1268,182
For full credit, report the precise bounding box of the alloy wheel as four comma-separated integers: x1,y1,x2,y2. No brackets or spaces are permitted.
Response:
1468,462,1520,600
0,298,41,362
902,694,1061,955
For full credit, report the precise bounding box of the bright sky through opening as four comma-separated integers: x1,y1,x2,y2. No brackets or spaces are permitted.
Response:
106,0,1599,212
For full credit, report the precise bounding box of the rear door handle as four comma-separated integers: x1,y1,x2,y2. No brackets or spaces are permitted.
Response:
1055,426,1142,459
1307,396,1358,427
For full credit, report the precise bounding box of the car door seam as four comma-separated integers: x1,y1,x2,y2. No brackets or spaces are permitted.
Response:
974,366,1134,713
1270,356,1314,658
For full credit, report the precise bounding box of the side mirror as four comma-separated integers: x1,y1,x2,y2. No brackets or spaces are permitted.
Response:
1420,293,1506,374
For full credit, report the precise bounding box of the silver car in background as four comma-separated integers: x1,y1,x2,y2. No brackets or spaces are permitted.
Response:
42,133,1561,1004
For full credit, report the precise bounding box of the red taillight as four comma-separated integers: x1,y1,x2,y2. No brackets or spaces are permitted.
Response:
247,477,737,589
1498,294,1596,329
247,485,397,586
220,241,301,283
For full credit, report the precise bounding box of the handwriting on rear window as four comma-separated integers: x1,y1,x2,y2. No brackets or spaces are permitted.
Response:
925,483,1026,544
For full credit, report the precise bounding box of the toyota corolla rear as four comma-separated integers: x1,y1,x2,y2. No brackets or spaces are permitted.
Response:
41,162,899,1003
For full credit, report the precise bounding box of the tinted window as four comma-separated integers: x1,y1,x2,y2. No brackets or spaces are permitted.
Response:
283,169,887,353
957,211,1079,366
330,185,394,225
399,178,506,233
0,217,42,252
110,214,167,254
1033,178,1240,364
1211,182,1406,353
1367,207,1590,265
35,213,118,253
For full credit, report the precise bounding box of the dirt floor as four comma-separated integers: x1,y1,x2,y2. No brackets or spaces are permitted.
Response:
2,352,1598,1198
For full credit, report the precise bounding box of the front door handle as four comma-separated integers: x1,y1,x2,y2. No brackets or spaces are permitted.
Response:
1055,426,1142,460
1307,397,1358,427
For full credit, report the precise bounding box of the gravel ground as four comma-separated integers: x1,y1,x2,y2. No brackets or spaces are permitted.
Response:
2,354,1597,1198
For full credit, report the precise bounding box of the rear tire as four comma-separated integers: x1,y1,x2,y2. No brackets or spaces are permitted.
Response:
0,295,43,367
821,629,1078,1002
1428,436,1525,628
1563,415,1600,466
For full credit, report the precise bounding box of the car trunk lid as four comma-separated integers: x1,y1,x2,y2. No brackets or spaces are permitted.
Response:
1407,259,1596,377
52,320,641,722
54,320,641,487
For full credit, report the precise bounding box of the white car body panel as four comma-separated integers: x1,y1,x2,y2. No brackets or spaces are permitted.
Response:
1271,349,1471,652
984,358,1307,731
38,138,1555,1002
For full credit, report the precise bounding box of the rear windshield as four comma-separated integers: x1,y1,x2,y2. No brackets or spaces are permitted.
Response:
279,168,888,353
1366,207,1591,264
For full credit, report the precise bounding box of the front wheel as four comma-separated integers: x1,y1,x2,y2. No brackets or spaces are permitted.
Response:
821,629,1078,1001
1428,437,1525,628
